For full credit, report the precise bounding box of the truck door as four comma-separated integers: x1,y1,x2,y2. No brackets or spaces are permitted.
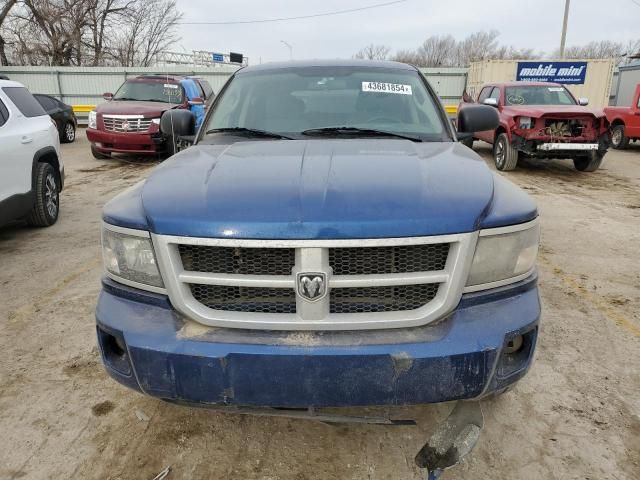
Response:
475,87,500,144
628,85,640,138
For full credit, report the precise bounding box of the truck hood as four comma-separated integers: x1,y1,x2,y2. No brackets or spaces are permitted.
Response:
502,105,605,118
139,139,497,239
96,100,179,117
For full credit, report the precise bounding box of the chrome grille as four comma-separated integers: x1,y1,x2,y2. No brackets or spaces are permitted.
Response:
179,245,294,275
152,233,476,331
330,284,440,313
329,244,449,275
102,115,153,133
190,285,296,314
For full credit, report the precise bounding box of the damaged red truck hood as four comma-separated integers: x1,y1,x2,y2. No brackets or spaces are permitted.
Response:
502,105,605,118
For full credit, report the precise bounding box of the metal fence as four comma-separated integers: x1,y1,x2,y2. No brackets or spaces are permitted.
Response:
0,65,469,117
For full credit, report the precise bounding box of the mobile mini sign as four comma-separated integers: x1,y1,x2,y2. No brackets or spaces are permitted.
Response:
516,61,588,84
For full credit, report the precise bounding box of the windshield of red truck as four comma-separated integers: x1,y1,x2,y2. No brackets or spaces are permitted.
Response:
113,80,184,104
505,86,576,106
205,66,448,141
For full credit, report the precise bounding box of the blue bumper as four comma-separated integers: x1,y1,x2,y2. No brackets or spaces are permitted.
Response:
96,277,540,408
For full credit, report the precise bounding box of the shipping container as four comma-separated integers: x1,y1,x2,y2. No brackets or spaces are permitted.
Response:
612,61,640,106
466,59,615,108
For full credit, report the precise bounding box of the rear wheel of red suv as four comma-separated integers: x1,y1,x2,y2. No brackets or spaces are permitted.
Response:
493,133,519,171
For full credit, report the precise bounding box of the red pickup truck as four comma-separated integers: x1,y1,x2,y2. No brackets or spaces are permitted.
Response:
459,81,610,172
605,83,640,149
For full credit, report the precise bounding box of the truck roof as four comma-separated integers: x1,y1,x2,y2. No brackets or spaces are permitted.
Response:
239,59,417,74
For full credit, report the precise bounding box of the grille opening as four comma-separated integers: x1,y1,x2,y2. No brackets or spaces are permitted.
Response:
190,284,296,314
179,245,295,276
330,283,440,314
329,244,450,276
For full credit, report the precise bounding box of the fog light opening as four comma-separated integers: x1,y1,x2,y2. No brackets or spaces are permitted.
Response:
504,335,524,354
98,327,132,376
106,333,127,358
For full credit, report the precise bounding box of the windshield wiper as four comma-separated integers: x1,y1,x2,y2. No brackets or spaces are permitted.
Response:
205,127,293,140
301,127,422,142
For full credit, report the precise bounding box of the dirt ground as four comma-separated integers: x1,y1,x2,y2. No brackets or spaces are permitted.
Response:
1,134,639,480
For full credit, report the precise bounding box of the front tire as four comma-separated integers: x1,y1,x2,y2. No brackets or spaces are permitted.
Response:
610,125,629,150
493,133,519,171
91,145,111,160
27,163,59,227
61,122,76,143
574,151,604,172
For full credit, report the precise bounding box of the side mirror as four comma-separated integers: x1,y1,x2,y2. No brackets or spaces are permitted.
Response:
103,92,114,101
457,105,499,134
578,97,589,106
188,96,204,106
483,98,499,107
160,109,196,138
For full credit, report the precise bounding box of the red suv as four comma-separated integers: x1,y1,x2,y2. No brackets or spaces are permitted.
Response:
86,75,212,159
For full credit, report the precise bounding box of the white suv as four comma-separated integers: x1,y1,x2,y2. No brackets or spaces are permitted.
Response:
0,79,64,227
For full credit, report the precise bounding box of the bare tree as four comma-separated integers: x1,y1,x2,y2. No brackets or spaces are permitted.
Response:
415,35,457,67
454,30,500,65
85,0,134,66
0,0,17,65
354,43,391,61
390,48,421,65
1,0,181,66
389,30,537,67
553,39,640,63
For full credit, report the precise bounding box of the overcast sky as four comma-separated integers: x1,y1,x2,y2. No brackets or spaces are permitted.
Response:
176,0,639,64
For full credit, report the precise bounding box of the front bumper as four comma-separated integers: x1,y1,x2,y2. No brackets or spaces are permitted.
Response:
537,142,598,151
511,132,610,158
96,276,540,408
86,128,165,155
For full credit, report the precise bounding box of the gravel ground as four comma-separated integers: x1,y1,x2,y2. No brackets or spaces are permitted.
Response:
1,134,639,480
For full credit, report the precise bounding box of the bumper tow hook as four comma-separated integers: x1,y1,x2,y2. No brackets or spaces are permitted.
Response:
415,401,484,480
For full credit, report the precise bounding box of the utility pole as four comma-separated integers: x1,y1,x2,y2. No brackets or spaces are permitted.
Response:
559,0,570,59
280,40,293,60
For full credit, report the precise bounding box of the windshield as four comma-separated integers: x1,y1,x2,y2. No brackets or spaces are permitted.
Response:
204,66,447,141
505,86,576,106
113,80,184,103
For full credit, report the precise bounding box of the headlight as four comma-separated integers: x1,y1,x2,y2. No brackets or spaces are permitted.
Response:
518,117,533,129
151,118,161,125
89,110,97,129
466,220,539,291
102,225,164,290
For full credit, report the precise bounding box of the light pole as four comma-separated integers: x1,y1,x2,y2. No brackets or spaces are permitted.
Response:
559,0,570,59
280,40,293,60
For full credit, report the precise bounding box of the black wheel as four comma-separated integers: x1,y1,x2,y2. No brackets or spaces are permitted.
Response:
27,163,59,227
61,122,76,143
460,136,474,149
91,145,111,160
610,125,629,150
574,151,604,172
493,133,519,171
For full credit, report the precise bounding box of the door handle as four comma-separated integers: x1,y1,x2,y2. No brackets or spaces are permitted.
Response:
21,136,33,144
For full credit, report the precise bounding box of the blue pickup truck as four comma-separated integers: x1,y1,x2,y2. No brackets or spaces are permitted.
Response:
97,60,540,412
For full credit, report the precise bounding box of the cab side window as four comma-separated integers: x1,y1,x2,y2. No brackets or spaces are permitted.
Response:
0,98,9,127
488,87,501,104
477,87,492,103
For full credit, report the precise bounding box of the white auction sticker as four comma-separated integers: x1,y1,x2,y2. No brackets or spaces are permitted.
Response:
164,84,178,89
548,87,564,92
362,82,412,95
